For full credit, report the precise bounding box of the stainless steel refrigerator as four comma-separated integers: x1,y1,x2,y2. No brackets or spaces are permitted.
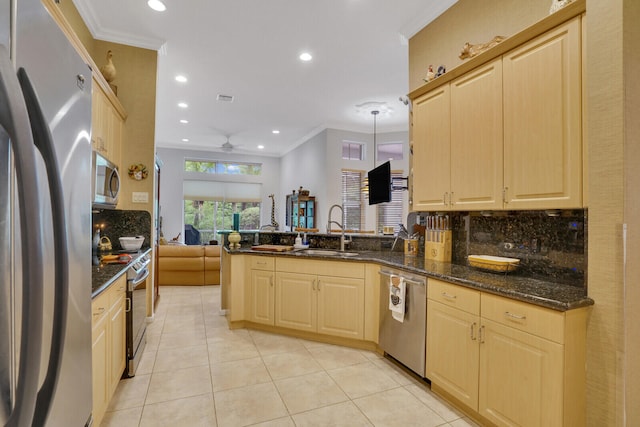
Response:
1,0,93,426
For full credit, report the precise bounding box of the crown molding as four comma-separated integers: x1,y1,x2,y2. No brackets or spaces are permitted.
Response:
72,0,165,50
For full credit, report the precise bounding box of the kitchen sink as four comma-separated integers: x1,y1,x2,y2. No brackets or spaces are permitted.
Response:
302,249,359,257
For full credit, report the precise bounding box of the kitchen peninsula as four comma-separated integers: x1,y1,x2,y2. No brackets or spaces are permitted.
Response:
222,243,592,426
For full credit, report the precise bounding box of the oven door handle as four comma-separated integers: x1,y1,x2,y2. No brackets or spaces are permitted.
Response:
130,267,150,288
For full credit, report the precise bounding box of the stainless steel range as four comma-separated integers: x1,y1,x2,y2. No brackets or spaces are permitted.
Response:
125,252,151,377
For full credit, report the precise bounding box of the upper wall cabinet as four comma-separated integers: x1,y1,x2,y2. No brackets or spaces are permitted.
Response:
450,59,504,210
503,17,582,209
410,15,583,212
92,76,126,168
412,85,450,211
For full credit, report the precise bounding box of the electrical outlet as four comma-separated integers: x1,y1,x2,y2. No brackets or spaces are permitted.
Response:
132,192,148,203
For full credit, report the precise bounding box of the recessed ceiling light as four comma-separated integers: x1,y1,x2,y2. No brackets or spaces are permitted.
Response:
178,102,188,108
299,52,312,61
258,145,265,150
147,0,166,12
272,130,280,134
179,119,188,124
182,138,189,142
175,75,188,83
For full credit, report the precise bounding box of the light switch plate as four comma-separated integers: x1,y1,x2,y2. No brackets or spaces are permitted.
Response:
132,192,149,203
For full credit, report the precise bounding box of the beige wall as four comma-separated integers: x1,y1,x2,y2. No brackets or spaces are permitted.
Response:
410,0,639,425
93,40,157,216
408,0,549,92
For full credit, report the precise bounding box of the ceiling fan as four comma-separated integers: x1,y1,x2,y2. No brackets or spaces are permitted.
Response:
218,135,242,152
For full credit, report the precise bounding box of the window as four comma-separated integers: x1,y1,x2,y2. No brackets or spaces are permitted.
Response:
184,200,261,244
185,159,262,175
376,170,404,233
377,142,403,161
342,141,364,160
183,180,262,243
341,170,365,230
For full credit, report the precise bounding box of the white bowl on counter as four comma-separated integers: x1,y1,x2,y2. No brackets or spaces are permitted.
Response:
119,236,145,251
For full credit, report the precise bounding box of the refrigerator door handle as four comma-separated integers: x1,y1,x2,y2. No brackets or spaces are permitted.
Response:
0,46,44,427
17,67,70,426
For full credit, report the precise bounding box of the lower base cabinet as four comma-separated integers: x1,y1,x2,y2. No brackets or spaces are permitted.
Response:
274,271,364,339
91,275,127,426
427,278,588,427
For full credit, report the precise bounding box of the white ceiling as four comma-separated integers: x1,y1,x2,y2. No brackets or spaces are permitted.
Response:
72,0,457,157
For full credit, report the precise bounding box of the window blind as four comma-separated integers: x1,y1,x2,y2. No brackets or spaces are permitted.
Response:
183,180,262,202
376,171,404,232
341,170,365,230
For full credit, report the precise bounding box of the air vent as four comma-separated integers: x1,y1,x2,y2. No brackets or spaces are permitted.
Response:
217,94,234,102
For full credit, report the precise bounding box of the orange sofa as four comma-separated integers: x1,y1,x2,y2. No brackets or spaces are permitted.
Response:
157,245,221,285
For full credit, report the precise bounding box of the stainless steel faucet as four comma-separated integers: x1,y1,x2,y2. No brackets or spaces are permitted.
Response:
327,204,351,251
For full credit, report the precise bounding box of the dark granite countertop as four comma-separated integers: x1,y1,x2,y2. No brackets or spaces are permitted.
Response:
91,247,152,298
225,247,593,312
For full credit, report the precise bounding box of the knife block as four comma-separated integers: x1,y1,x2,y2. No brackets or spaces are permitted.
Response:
425,230,452,262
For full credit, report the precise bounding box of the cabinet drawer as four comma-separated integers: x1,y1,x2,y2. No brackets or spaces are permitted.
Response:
481,293,565,344
250,256,275,271
428,279,480,315
109,276,127,308
276,258,364,278
91,293,109,327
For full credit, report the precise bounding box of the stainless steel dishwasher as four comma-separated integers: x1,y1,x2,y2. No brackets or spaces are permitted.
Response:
379,268,427,377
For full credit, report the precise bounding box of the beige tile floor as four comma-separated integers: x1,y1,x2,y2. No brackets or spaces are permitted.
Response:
101,285,480,427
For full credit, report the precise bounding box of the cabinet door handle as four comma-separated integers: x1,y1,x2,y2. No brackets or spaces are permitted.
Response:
312,279,316,291
479,325,485,343
470,322,477,340
443,192,447,205
504,311,526,321
317,279,320,291
126,297,131,313
450,191,454,206
441,292,457,300
503,187,509,204
93,307,105,316
270,277,273,287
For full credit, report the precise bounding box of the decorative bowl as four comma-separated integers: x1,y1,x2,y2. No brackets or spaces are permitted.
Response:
468,255,519,273
119,236,144,251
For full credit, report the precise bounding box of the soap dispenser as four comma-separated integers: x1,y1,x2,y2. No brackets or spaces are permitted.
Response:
295,233,302,247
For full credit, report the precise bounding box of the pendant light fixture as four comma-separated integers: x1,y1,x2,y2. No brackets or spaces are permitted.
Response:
362,110,380,194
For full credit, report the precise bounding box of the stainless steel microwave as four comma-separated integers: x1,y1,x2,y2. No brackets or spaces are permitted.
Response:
92,151,120,208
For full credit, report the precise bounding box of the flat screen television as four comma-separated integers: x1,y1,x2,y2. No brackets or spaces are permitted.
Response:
368,161,391,205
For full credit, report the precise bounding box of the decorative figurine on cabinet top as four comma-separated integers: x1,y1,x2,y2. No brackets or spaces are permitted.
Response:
423,65,435,82
459,35,507,60
549,0,575,14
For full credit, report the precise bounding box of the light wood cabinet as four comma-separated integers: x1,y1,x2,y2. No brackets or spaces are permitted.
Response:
450,59,503,210
316,275,365,339
426,280,481,409
412,59,503,211
503,17,582,209
272,258,365,340
108,279,127,394
91,274,127,427
275,271,317,332
426,279,588,427
91,76,124,167
411,85,450,211
249,256,276,325
91,292,109,427
410,17,583,212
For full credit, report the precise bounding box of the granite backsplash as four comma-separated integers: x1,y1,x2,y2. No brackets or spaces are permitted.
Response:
448,209,586,288
222,209,587,289
92,209,152,251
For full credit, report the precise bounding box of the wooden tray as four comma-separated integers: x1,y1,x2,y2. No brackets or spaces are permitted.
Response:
251,244,295,252
468,255,519,273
